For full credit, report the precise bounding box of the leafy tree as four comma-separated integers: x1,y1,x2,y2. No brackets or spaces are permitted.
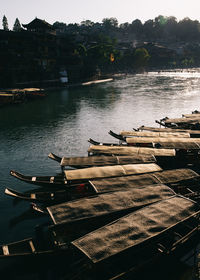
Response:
134,48,150,68
81,20,94,27
53,21,67,32
119,22,129,30
13,18,22,32
153,15,167,39
130,19,143,38
143,20,155,40
102,18,118,29
163,16,178,40
177,18,200,41
2,15,9,31
154,15,167,26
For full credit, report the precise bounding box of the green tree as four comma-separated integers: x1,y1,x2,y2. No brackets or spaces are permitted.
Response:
102,18,118,29
134,48,150,68
81,20,94,27
164,16,178,40
143,20,155,40
13,18,22,32
130,19,143,38
2,15,9,31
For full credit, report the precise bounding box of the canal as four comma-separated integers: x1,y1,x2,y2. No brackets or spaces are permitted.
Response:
1,69,200,279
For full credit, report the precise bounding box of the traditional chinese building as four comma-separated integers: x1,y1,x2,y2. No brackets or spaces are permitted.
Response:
22,18,56,35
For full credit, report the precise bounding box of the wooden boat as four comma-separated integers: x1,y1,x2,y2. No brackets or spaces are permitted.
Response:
125,138,200,156
138,125,200,138
156,117,200,130
46,184,175,226
0,92,24,106
153,141,200,150
10,163,162,188
183,113,200,118
68,196,200,280
10,170,68,188
62,163,162,181
0,237,55,258
88,139,200,165
2,192,199,264
23,89,46,100
8,168,200,205
108,130,125,141
90,138,200,162
88,138,123,146
0,222,74,259
89,138,154,147
125,136,200,144
7,88,46,100
4,185,93,203
111,130,190,138
0,185,175,258
88,145,176,156
48,153,62,163
163,116,200,123
93,137,200,154
87,142,200,170
89,168,200,195
49,153,157,169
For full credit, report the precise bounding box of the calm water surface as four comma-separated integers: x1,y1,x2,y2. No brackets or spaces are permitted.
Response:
1,70,200,279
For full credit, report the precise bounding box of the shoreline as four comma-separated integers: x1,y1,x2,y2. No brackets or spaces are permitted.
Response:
0,77,115,93
1,66,200,95
0,77,115,106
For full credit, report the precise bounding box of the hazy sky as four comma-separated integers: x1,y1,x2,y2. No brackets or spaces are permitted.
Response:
1,0,200,29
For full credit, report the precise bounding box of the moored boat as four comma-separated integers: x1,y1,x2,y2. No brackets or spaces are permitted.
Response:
6,168,200,204
87,141,200,169
0,185,176,258
156,117,200,130
10,163,162,188
125,136,200,144
46,184,175,226
109,129,190,140
68,196,200,279
88,145,176,156
183,113,200,118
49,153,157,169
10,170,67,188
138,125,200,138
89,168,200,195
48,153,62,163
4,186,92,203
1,194,199,267
0,92,25,106
88,138,123,146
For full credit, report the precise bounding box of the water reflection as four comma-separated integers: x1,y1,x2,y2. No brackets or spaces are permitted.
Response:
1,71,200,279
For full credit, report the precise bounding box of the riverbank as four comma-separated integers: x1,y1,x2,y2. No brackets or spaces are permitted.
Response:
0,77,115,106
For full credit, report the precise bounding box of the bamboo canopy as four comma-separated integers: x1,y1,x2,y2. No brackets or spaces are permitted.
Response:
182,113,200,118
47,184,174,225
155,142,200,149
163,117,200,124
60,155,156,167
90,168,199,193
72,196,200,263
138,126,200,135
126,137,200,144
88,145,176,156
64,163,162,181
120,131,190,138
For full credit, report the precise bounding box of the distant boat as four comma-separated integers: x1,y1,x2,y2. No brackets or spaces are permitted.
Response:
0,92,24,106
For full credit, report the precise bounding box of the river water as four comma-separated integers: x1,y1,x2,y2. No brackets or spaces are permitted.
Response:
1,69,200,279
